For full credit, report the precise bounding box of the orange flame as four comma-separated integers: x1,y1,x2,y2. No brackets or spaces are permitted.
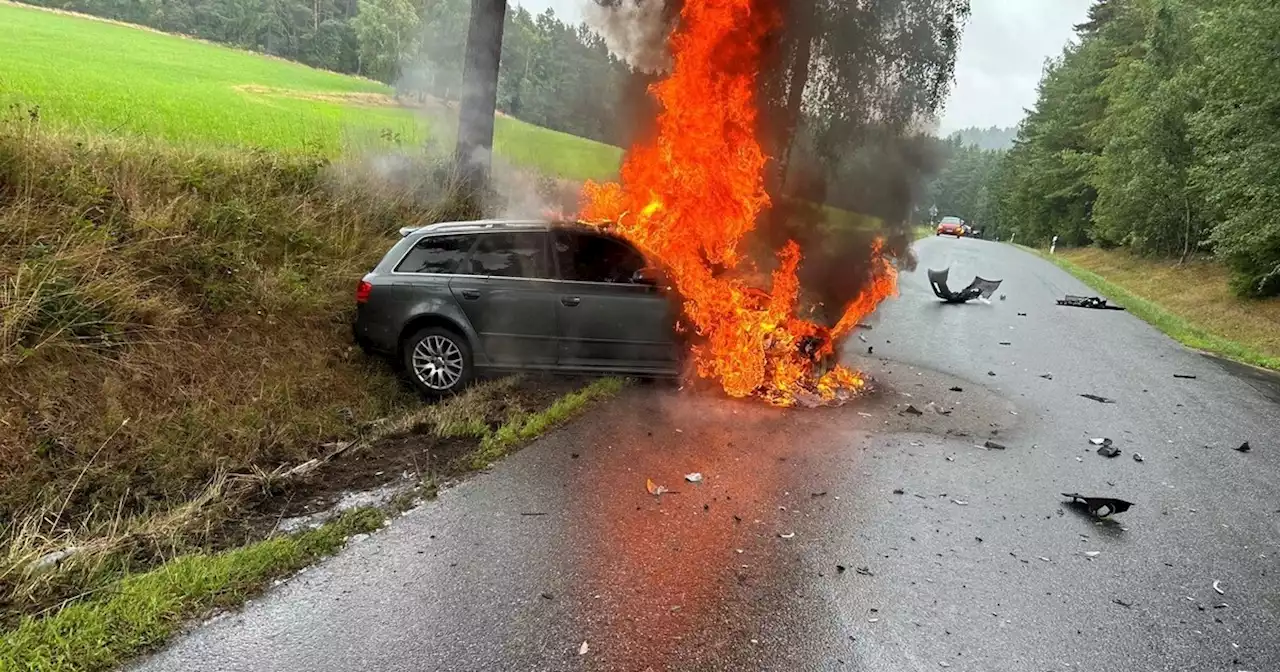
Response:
580,0,898,406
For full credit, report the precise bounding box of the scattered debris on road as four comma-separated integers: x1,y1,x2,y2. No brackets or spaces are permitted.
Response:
1062,493,1134,517
1057,295,1125,310
999,341,1012,346
811,491,828,497
521,512,548,517
984,440,1008,450
893,488,905,495
1017,312,1028,317
988,371,997,377
926,402,953,416
646,479,668,496
1235,441,1252,453
949,386,964,392
868,346,875,355
1080,393,1116,404
1113,598,1134,609
1174,374,1197,380
1040,373,1054,380
1097,443,1121,458
1084,551,1101,558
685,472,703,483
928,267,1004,304
1090,437,1113,447
952,499,969,506
579,641,589,655
779,532,796,539
1133,453,1145,462
856,566,874,576
1213,580,1225,595
901,404,924,416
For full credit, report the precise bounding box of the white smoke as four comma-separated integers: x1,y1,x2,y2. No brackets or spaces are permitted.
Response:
584,0,673,74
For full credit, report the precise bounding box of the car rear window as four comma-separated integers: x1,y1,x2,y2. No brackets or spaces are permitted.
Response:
554,231,647,283
395,234,477,274
464,232,552,278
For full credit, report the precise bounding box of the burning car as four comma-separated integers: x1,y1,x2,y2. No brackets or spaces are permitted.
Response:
354,219,683,397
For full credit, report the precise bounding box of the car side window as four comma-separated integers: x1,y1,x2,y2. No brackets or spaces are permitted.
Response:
466,232,552,279
395,234,477,274
554,231,647,283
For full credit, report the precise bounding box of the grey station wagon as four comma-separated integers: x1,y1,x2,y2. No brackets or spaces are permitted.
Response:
354,219,682,397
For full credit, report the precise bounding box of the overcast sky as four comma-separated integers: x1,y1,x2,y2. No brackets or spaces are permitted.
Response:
511,0,1093,134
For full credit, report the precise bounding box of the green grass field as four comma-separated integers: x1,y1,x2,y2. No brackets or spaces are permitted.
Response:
0,2,622,180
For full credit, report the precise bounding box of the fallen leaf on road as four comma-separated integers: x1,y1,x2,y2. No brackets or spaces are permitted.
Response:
1213,580,1225,595
579,641,589,655
646,479,668,496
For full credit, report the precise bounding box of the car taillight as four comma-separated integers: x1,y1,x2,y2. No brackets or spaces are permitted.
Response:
355,280,373,304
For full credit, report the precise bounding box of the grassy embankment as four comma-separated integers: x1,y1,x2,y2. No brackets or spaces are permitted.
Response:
1036,246,1280,371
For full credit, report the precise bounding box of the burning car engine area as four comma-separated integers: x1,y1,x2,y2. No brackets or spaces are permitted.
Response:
579,0,901,407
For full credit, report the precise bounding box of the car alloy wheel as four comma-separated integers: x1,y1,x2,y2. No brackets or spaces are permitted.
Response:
403,327,472,397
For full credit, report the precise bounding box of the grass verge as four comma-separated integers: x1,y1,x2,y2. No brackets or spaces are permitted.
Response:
2,376,625,672
1026,246,1280,371
0,508,385,672
469,376,625,470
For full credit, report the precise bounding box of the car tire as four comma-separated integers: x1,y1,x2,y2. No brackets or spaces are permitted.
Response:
402,327,473,398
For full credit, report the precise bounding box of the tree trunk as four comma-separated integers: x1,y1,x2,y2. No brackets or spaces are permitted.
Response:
455,0,508,198
1179,193,1192,264
768,5,816,197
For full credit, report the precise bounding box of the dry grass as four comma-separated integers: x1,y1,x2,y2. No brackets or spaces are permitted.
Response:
1053,247,1280,368
0,119,477,604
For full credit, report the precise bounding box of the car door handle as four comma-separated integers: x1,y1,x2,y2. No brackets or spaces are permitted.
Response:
561,296,581,307
460,289,481,300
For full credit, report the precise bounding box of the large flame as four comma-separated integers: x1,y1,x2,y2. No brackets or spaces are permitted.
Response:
580,0,898,406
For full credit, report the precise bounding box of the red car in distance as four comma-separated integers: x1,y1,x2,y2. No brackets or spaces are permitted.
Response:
936,217,965,237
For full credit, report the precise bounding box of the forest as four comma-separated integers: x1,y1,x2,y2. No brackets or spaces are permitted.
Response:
929,0,1280,297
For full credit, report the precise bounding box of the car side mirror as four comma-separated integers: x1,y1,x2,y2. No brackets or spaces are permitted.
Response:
632,267,662,286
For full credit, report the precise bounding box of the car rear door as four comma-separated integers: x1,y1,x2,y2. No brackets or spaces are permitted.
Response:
448,230,558,367
551,229,679,373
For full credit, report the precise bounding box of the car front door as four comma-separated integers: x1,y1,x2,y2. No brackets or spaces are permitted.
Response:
551,229,680,373
448,230,558,368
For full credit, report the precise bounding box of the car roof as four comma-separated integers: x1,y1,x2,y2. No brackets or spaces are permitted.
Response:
399,219,610,238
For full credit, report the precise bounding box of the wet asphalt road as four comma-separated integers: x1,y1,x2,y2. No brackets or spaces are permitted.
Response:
133,238,1280,672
